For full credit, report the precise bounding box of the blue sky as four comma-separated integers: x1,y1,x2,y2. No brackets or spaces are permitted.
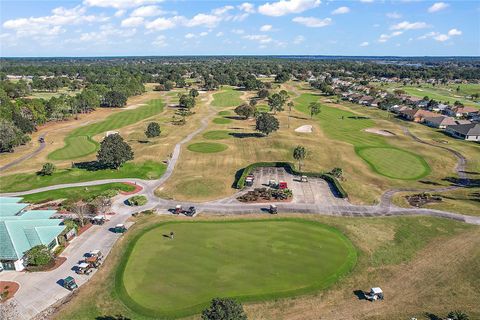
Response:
1,0,479,57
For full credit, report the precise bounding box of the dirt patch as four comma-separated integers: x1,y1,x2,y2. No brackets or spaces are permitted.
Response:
0,281,19,301
120,182,143,195
364,128,396,136
295,125,313,133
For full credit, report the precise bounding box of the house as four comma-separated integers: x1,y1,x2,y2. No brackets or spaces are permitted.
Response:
400,109,437,123
405,96,423,105
445,123,480,141
390,105,409,114
431,103,449,113
447,106,479,118
0,197,66,271
423,116,470,129
371,99,382,108
359,96,374,106
417,100,429,109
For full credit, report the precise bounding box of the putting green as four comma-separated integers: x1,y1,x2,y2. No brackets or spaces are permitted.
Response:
357,147,430,180
212,117,232,124
49,99,164,160
217,110,231,116
117,220,356,318
203,130,231,140
187,142,228,153
212,87,243,108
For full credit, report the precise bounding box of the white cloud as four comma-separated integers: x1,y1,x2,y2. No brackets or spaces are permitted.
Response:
378,31,402,42
360,0,374,3
152,35,167,47
243,34,273,44
184,13,221,28
238,2,255,13
434,34,449,42
216,31,224,37
121,17,144,27
386,12,401,19
185,33,195,39
232,29,245,34
83,0,163,9
331,6,350,15
391,21,428,30
131,5,165,17
293,35,305,44
448,28,462,36
199,31,208,36
258,0,321,17
260,24,273,32
360,41,369,47
79,24,136,43
145,16,178,30
212,5,234,16
428,2,449,13
292,16,331,28
114,10,126,17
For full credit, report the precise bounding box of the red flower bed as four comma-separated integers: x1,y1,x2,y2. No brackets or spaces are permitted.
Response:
120,182,143,195
0,281,19,301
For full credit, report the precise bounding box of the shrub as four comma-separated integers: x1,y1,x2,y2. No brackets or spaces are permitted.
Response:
201,297,247,320
127,195,147,206
25,245,53,267
38,162,56,176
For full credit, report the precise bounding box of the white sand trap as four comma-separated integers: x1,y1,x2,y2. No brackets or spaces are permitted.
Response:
295,125,313,133
124,103,146,110
364,128,395,136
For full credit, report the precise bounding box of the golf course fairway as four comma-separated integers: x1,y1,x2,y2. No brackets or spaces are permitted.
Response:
117,219,357,318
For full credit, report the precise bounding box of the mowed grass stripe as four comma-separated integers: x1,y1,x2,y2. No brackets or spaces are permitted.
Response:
118,219,356,319
49,99,164,160
294,93,430,180
212,86,243,108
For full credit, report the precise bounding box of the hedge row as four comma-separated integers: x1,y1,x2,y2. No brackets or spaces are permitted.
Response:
234,162,348,198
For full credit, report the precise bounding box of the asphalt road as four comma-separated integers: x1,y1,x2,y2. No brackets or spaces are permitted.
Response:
0,133,47,172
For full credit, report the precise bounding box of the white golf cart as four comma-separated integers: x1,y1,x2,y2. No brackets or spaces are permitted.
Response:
365,287,384,301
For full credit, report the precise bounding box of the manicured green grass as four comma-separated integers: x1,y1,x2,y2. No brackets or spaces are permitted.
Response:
187,142,228,153
117,219,356,318
22,183,135,204
49,99,165,160
202,130,232,140
256,104,270,113
212,117,232,124
218,110,231,116
0,161,166,193
357,147,430,180
294,93,430,180
212,86,243,108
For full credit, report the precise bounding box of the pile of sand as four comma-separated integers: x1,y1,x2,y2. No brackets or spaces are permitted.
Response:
364,128,395,136
295,125,313,133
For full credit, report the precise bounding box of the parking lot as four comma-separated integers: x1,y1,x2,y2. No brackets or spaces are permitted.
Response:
248,167,349,206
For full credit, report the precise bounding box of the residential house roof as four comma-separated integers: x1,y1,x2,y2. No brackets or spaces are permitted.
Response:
447,123,480,136
452,106,479,114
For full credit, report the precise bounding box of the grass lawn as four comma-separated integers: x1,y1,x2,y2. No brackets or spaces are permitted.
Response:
54,215,479,320
294,93,430,180
22,183,135,203
218,110,231,116
256,104,270,113
0,161,166,193
48,99,165,160
117,219,356,318
212,86,243,108
203,130,232,140
187,142,228,153
212,117,232,124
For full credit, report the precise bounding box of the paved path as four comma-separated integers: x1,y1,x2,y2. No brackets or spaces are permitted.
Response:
0,133,47,172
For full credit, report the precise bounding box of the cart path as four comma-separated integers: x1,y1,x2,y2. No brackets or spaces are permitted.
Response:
0,132,47,172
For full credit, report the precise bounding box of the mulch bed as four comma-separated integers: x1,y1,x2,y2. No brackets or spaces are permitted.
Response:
77,223,92,236
120,182,143,195
0,281,20,301
25,256,66,272
406,193,443,207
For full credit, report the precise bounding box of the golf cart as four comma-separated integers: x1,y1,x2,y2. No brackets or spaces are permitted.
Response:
269,204,278,214
278,181,288,189
91,215,106,225
268,179,278,188
76,262,93,275
38,137,45,143
300,175,308,182
245,174,255,187
89,249,103,260
85,256,101,268
63,276,78,291
114,224,127,233
184,206,196,217
365,287,384,301
174,205,183,214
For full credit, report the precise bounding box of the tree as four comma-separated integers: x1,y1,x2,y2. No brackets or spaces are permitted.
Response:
0,119,29,153
179,94,196,109
24,245,53,267
103,91,127,108
447,311,469,320
189,88,199,97
268,93,285,114
234,104,256,119
330,167,343,178
145,122,161,138
97,134,134,169
93,196,111,218
257,88,269,99
287,101,294,128
275,71,290,83
308,102,321,118
293,145,306,171
70,202,93,227
255,113,279,136
201,298,247,320
39,162,56,176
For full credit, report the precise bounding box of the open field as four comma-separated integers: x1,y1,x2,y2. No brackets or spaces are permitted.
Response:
211,86,243,108
118,219,356,318
54,214,479,320
21,182,134,204
371,83,480,109
294,93,430,180
0,161,165,193
392,187,480,217
49,99,165,160
27,87,81,100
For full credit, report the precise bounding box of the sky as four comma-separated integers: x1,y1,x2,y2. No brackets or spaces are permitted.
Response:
0,0,479,57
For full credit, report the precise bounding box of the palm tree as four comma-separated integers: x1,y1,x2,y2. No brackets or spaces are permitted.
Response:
308,102,321,118
293,146,306,171
447,311,469,320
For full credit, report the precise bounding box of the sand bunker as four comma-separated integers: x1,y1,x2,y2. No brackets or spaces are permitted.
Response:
295,125,313,133
364,128,395,136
